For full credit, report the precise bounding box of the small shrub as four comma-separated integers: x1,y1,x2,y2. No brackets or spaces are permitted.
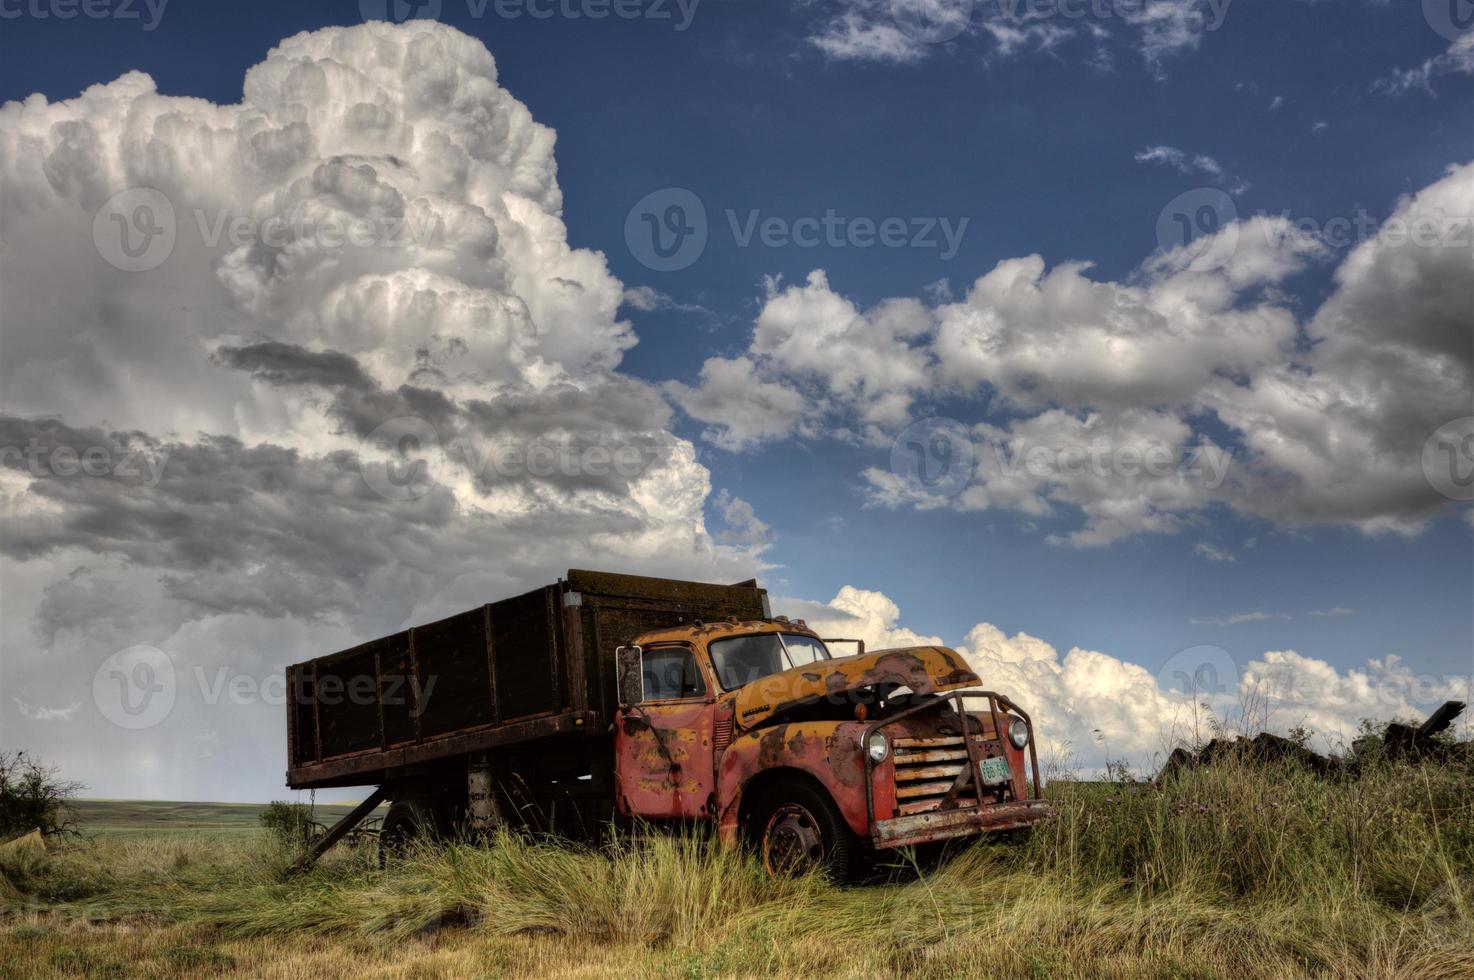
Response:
259,801,314,845
0,751,80,840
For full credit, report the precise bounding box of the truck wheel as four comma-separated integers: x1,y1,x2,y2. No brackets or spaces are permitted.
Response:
379,796,436,868
752,779,855,881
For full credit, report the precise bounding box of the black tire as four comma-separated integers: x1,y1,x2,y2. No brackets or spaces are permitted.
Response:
378,795,438,868
749,777,856,882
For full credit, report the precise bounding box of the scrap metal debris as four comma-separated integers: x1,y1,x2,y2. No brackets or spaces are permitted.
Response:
1158,701,1468,782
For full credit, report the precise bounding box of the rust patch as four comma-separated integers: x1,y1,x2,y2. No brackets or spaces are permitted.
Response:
733,646,980,729
756,725,789,769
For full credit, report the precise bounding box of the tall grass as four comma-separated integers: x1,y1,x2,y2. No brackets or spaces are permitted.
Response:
3,755,1471,978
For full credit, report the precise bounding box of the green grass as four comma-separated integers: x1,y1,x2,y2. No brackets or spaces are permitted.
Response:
3,756,1472,978
66,799,380,838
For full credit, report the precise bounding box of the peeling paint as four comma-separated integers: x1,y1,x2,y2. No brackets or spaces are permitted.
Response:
732,646,981,730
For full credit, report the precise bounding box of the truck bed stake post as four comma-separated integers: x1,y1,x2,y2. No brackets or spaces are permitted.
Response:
288,785,389,875
468,752,505,837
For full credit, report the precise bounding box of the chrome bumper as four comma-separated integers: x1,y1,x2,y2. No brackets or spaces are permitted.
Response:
872,799,1055,849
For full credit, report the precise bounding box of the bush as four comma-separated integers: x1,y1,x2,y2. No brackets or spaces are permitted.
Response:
0,751,80,840
259,801,314,845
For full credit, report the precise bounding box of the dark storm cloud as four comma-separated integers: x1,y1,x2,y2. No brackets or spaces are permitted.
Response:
463,376,672,437
327,384,461,440
214,341,374,390
0,415,459,617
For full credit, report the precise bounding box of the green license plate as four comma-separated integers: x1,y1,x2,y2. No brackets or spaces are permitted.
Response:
979,756,1012,786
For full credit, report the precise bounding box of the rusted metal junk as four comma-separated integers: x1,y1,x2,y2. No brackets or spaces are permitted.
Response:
1158,701,1469,783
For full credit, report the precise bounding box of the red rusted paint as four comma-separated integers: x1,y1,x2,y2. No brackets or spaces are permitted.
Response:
614,699,716,819
715,718,875,842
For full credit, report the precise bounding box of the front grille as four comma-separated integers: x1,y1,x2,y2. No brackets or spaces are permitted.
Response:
892,735,999,816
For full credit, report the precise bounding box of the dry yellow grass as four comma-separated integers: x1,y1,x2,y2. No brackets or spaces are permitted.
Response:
2,755,1471,979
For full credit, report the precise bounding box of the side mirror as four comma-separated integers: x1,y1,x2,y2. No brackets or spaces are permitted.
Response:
615,645,643,707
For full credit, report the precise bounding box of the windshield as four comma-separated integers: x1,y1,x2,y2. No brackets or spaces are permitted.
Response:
709,633,832,690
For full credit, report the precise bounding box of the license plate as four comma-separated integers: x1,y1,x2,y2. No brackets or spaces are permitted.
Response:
979,756,1012,785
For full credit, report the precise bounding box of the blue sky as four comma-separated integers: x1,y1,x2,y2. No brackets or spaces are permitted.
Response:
1,0,1470,797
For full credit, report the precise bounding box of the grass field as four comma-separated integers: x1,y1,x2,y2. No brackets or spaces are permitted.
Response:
66,800,377,838
3,755,1472,979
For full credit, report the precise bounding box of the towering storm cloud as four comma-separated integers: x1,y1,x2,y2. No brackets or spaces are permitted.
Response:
0,23,758,799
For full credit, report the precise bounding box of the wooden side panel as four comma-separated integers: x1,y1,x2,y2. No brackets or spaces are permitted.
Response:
490,586,560,720
378,632,417,746
414,608,494,738
316,647,380,759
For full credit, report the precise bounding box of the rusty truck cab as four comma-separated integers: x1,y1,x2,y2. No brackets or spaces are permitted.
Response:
613,618,1053,877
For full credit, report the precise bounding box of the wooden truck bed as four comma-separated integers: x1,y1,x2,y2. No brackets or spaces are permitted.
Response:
286,569,768,789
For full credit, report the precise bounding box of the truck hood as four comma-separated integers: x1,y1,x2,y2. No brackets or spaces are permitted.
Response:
732,646,979,730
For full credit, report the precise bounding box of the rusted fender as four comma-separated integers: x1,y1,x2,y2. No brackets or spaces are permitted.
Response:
715,719,886,844
732,646,979,730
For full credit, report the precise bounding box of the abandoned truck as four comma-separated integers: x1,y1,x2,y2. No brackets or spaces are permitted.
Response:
286,570,1052,877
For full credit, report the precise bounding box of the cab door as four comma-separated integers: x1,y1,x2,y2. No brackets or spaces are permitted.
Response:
614,645,716,820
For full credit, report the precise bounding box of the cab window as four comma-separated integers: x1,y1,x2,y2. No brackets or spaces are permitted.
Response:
641,647,706,701
708,633,832,691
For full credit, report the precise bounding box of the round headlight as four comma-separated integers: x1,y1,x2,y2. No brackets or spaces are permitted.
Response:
865,730,889,763
1007,716,1029,750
